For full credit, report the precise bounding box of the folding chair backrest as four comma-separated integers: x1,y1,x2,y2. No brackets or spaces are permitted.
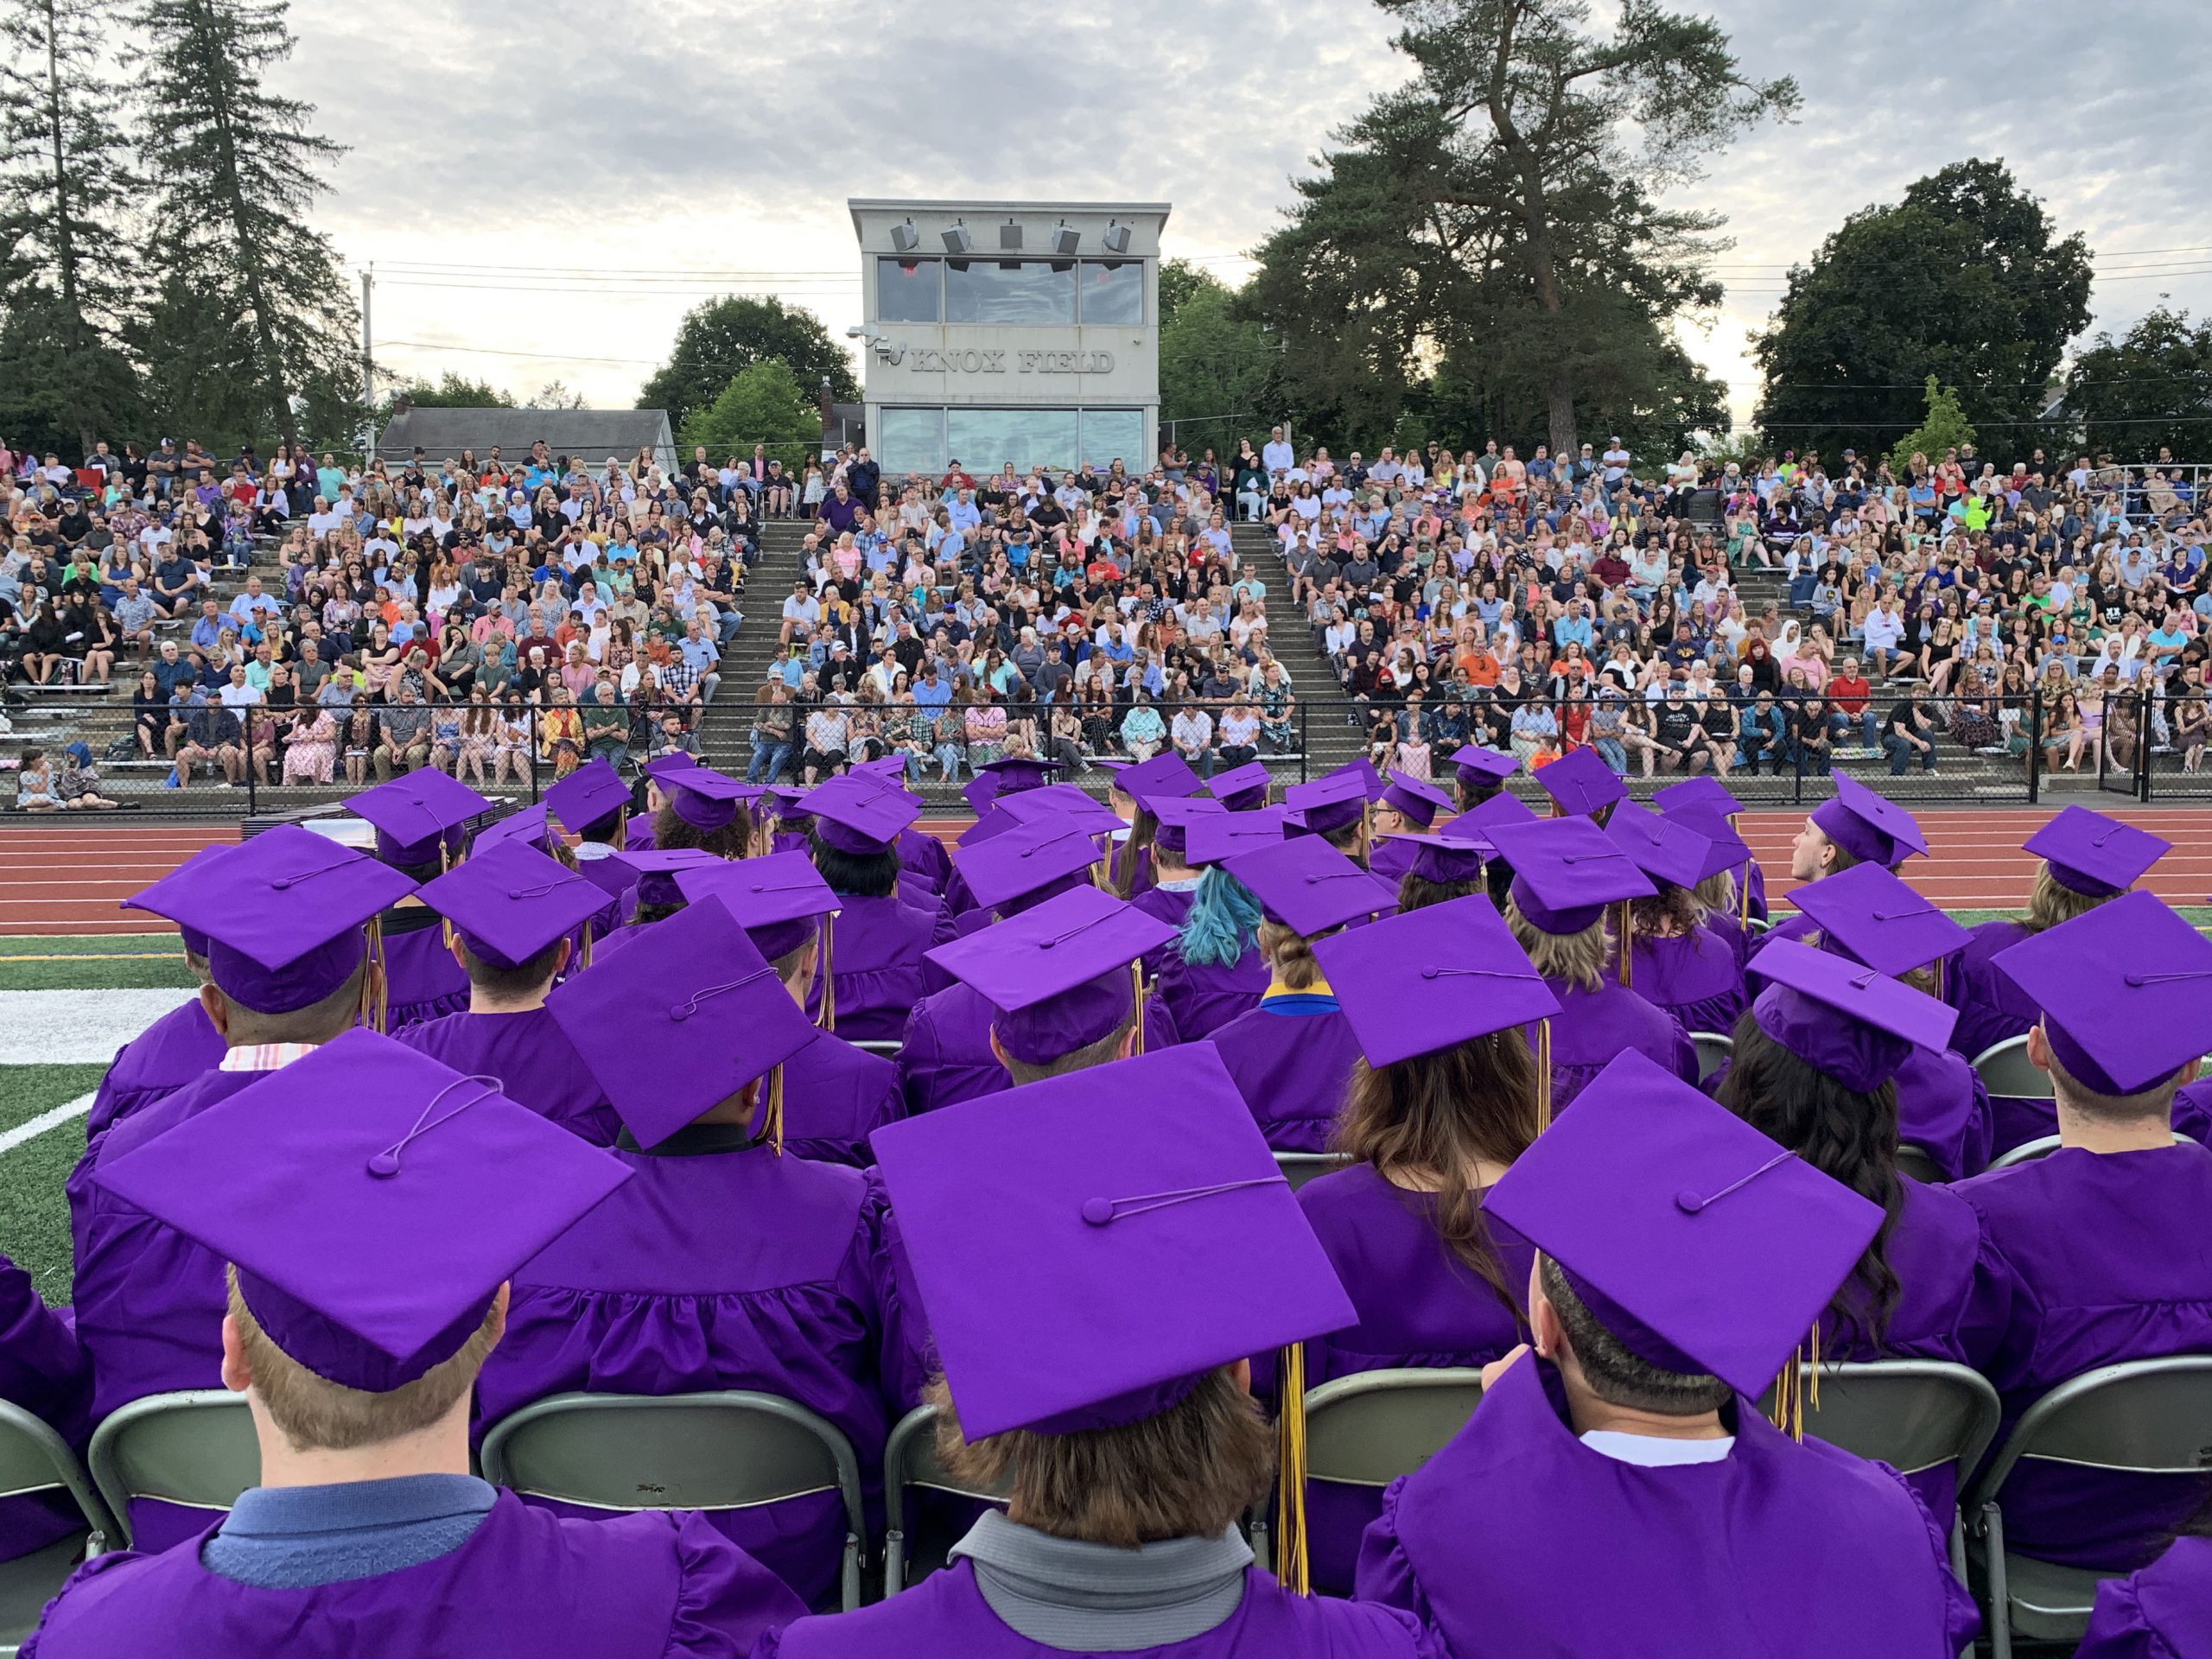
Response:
1304,1369,1486,1487
1988,1132,2190,1174
1274,1152,1350,1193
1744,916,1772,938
1972,1037,2050,1101
849,1039,903,1058
1691,1032,1734,1083
0,1401,110,1535
1894,1145,1947,1185
883,1405,1012,1510
86,1391,257,1545
1764,1362,2002,1478
1981,1358,2212,1489
480,1390,861,1517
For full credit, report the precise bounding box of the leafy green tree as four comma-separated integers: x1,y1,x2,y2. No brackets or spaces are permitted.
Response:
641,296,856,433
1754,159,2091,466
1249,0,1795,456
1885,377,1976,478
378,372,515,419
1158,266,1281,456
131,0,362,452
0,0,143,454
2062,305,2212,465
677,359,818,467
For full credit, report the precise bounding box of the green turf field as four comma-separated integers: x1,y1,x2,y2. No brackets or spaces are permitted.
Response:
0,935,198,992
0,1065,101,1304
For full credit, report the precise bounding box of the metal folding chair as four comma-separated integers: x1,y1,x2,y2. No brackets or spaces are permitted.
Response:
849,1039,903,1059
1274,1152,1349,1192
0,1401,118,1656
1987,1132,2192,1173
1691,1031,1734,1083
880,1404,1013,1599
479,1390,868,1611
85,1391,257,1550
1894,1144,1947,1185
1966,1357,2212,1658
1970,1037,2050,1102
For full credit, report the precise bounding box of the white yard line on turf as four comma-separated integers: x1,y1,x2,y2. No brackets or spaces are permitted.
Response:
0,988,197,1065
0,1094,92,1154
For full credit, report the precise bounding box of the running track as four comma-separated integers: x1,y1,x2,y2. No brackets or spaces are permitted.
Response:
5,806,2210,935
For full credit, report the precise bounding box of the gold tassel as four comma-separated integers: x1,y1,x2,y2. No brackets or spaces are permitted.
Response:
764,1064,785,1156
1932,958,1944,1003
367,915,388,1035
1738,862,1752,926
1535,1018,1552,1133
1275,1340,1311,1595
1130,961,1146,1057
579,921,594,971
817,915,836,1033
440,842,455,950
1618,901,1632,989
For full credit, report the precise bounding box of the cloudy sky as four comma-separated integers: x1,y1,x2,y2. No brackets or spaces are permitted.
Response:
281,0,2212,426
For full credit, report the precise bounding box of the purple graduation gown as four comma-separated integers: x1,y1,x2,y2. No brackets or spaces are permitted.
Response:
1205,993,1363,1153
1943,917,2037,1068
378,912,471,1030
480,1129,905,1609
1743,855,1770,921
19,1492,803,1659
756,1555,1431,1658
1288,1166,1533,1594
2162,1078,2212,1151
1367,836,1417,887
1156,943,1268,1044
0,1254,92,1563
1956,1142,2212,1569
2077,1534,2212,1659
1530,975,1696,1110
1891,1045,1993,1181
393,1006,620,1147
86,996,222,1142
625,817,658,850
896,827,950,893
1625,926,1746,1038
1132,881,1197,931
781,1031,904,1169
804,894,935,1043
895,983,1179,1118
1357,1353,1979,1658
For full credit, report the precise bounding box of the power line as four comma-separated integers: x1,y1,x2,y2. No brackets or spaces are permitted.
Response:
378,340,658,366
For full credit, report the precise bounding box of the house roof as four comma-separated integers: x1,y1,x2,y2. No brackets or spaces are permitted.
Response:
375,407,673,463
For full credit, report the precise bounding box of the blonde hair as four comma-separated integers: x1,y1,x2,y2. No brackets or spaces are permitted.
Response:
1691,870,1738,917
1505,903,1611,993
228,1268,500,1453
2023,863,2118,935
1258,920,1322,990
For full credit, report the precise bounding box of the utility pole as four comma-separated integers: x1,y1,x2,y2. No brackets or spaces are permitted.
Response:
359,264,375,460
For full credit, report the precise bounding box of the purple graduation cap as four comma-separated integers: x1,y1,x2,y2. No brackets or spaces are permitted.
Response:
1207,761,1272,811
1652,775,1745,819
923,885,1175,1065
1809,776,1927,870
1658,802,1753,883
661,766,759,832
1338,756,1388,804
1441,790,1539,855
546,893,821,1148
1382,830,1489,886
850,755,917,795
609,845,726,911
977,756,1062,791
2023,804,2171,899
1534,746,1627,818
1185,806,1287,869
1315,896,1560,1068
1381,770,1452,830
957,804,1021,849
1605,800,1718,891
416,842,609,971
349,770,493,868
1110,751,1204,808
1785,862,1969,979
1486,816,1654,936
808,774,923,855
672,849,838,963
952,820,1104,913
123,823,415,1013
1283,771,1368,836
1147,794,1228,860
92,1028,629,1392
1223,835,1393,936
1449,744,1520,789
641,753,702,782
867,1043,1357,1438
1482,1048,1885,1399
962,773,1002,817
1750,938,1960,1092
544,757,630,837
143,843,229,959
995,784,1123,838
471,804,557,858
1993,889,2212,1096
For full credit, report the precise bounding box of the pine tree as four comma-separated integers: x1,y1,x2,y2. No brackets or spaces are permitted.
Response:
0,0,143,454
131,0,359,451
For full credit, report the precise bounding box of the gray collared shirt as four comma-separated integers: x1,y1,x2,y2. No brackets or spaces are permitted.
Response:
950,1510,1251,1652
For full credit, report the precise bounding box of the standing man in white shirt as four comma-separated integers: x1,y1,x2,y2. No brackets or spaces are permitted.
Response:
1261,425,1295,479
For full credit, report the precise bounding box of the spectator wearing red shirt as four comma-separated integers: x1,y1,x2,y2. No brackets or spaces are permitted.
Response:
1826,655,1878,750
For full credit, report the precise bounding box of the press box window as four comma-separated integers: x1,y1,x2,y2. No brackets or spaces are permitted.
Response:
876,257,941,324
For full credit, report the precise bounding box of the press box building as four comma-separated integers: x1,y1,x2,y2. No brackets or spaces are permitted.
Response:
847,198,1169,480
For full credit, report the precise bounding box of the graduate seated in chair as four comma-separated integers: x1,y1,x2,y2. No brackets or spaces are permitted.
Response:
756,1046,1434,1659
2076,1491,2212,1659
1356,1051,1980,1659
1153,812,1284,1046
348,770,494,1029
33,1033,801,1659
1956,892,2212,1573
1751,776,1928,957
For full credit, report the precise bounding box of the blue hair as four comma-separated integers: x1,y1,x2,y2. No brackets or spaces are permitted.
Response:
1177,865,1262,968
